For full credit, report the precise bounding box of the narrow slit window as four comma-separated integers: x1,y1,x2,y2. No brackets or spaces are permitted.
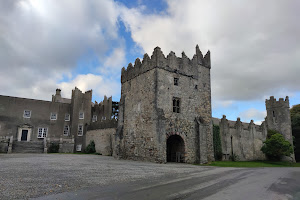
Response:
174,78,179,86
173,97,180,113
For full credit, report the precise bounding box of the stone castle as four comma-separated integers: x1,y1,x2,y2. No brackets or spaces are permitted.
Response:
0,45,295,163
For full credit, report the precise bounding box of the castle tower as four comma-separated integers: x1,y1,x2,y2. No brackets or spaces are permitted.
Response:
265,96,295,160
114,45,214,164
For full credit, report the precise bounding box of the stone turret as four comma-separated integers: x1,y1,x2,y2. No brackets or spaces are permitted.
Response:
265,96,295,161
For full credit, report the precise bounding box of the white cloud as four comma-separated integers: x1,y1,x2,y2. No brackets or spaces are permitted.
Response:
239,108,267,122
120,0,300,102
58,74,120,101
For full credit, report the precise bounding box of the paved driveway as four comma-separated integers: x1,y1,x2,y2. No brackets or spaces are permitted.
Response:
0,154,299,200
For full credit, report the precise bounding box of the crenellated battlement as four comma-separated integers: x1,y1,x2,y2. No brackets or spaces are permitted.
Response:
265,96,289,109
121,45,210,83
218,115,263,131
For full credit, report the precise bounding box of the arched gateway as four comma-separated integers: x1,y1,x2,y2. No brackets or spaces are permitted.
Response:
166,135,185,162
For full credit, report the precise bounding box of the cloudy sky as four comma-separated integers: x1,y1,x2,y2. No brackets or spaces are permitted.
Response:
1,0,299,124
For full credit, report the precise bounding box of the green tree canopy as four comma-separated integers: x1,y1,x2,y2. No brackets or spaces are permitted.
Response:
261,131,293,161
290,104,300,161
291,104,300,127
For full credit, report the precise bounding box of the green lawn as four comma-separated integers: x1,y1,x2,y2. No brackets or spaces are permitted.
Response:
200,161,300,167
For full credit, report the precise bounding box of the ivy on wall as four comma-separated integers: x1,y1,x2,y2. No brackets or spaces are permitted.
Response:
213,125,222,161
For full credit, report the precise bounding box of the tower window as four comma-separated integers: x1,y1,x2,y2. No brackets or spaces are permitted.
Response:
273,111,275,117
174,78,179,86
173,97,180,113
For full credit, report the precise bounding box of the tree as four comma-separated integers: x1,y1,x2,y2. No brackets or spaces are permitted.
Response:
261,131,293,161
291,104,300,161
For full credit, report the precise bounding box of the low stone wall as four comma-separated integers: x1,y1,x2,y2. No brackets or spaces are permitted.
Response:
0,138,9,153
47,137,74,153
0,136,12,153
86,128,116,156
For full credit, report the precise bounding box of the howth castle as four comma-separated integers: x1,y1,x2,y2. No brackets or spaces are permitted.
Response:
0,46,295,163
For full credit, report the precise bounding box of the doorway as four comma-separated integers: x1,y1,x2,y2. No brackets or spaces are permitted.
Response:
21,130,28,141
167,135,185,162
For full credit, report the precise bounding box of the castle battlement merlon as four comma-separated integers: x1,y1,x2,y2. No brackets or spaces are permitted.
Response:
121,45,211,83
265,96,289,109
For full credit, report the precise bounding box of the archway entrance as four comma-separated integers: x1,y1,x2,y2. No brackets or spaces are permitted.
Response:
167,135,185,162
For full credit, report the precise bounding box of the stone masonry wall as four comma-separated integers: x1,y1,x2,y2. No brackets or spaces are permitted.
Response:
117,69,159,162
86,128,116,156
214,116,267,161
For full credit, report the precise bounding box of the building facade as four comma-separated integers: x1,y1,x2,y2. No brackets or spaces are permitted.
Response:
0,87,113,153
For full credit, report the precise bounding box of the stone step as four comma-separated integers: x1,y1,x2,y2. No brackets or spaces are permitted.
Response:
13,141,44,153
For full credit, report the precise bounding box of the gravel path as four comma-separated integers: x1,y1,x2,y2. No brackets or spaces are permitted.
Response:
0,154,212,199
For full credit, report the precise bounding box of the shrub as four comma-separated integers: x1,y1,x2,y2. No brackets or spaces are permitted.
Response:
229,153,239,162
85,140,96,154
261,131,293,161
213,125,222,160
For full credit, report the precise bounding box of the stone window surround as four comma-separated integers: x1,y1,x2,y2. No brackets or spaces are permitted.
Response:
63,125,69,136
23,110,31,118
78,124,83,136
37,127,48,138
65,113,70,121
79,112,84,119
50,113,57,120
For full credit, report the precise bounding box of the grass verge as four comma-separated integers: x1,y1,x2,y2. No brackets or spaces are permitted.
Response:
200,161,300,167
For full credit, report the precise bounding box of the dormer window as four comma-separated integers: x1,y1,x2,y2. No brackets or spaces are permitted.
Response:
174,78,179,86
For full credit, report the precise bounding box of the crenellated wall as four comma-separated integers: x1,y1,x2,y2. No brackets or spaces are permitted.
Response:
213,96,295,161
92,96,113,121
213,116,267,161
121,45,210,84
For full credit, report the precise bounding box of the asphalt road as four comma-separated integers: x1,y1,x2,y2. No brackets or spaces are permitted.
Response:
0,154,299,200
